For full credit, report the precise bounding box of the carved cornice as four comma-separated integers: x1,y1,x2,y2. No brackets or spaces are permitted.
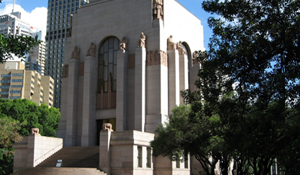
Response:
62,65,69,78
147,50,168,67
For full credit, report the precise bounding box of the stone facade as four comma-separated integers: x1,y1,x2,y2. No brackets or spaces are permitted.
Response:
56,0,205,174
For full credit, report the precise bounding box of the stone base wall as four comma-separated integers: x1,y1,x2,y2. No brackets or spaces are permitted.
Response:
13,135,63,172
99,130,190,175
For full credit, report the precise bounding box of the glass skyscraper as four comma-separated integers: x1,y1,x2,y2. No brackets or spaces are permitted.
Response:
45,0,88,108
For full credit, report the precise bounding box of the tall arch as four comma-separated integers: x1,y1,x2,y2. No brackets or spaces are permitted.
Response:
182,42,192,90
98,37,120,93
96,36,120,110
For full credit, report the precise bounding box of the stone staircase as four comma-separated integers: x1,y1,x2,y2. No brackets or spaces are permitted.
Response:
13,146,107,175
13,167,106,175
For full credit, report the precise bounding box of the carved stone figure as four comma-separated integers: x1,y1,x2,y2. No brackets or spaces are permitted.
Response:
138,32,146,48
167,35,176,50
31,128,41,136
193,51,198,64
62,65,69,78
153,0,163,20
67,14,73,37
176,41,186,55
147,50,168,67
86,42,96,57
102,123,113,131
193,51,197,59
119,37,128,52
71,46,80,59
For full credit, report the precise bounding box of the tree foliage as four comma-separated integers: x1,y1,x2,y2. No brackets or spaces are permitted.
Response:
152,0,300,174
0,99,60,175
0,34,40,63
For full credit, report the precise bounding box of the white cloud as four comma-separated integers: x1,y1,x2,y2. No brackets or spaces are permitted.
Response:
0,3,47,41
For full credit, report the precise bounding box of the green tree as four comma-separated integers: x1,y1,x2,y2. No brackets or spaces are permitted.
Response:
0,34,40,63
0,99,60,174
0,117,23,175
198,0,300,174
152,0,300,174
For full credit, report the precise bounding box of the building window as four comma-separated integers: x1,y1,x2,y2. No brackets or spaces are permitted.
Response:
11,85,22,87
98,37,119,93
12,79,23,82
137,146,142,167
1,74,11,77
184,154,188,169
12,73,23,76
0,92,9,95
10,96,20,99
0,80,10,83
0,86,10,89
10,90,21,93
146,147,151,168
176,156,180,168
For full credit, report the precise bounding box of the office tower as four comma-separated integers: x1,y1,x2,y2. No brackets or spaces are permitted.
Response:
26,41,46,75
0,61,54,107
0,12,34,38
45,0,88,108
0,12,39,62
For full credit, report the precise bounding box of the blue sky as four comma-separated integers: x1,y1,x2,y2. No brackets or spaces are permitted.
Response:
0,0,214,50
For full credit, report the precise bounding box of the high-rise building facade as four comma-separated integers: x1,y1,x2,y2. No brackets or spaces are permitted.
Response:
45,0,88,108
26,41,46,75
0,61,54,107
0,12,34,38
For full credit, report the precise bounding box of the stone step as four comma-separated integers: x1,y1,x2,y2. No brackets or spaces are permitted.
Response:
37,146,99,168
13,167,107,175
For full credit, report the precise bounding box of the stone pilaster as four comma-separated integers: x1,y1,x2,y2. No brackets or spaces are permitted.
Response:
116,51,128,131
99,130,111,175
135,47,146,132
168,49,180,114
190,62,201,93
81,55,97,146
179,54,189,104
56,67,68,141
65,58,79,147
145,50,168,133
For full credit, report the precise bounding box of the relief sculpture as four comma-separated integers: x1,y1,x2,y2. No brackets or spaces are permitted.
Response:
167,35,176,50
86,42,96,57
71,46,80,59
119,37,128,52
153,0,163,20
138,32,146,48
102,123,113,131
147,50,168,67
62,65,69,78
31,128,41,136
176,41,186,55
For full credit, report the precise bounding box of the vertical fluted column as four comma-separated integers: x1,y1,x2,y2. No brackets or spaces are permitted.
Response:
179,54,189,104
65,58,79,146
116,50,128,131
134,47,146,131
81,55,97,146
168,49,180,114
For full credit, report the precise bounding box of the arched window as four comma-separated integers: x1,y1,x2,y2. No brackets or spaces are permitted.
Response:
98,37,119,93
